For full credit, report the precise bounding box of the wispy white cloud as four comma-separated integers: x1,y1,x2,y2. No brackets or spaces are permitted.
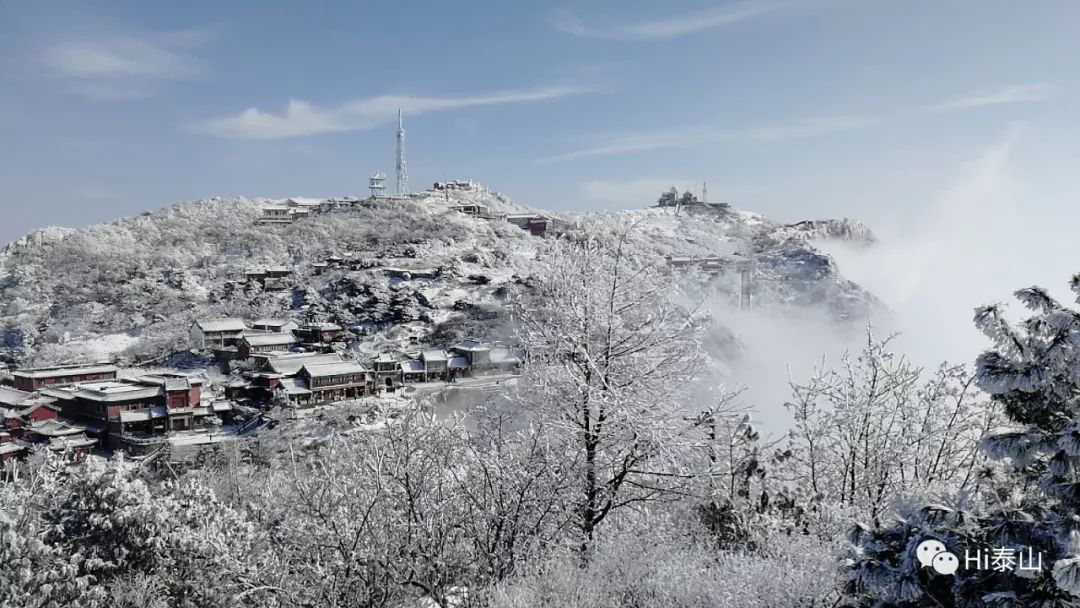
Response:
191,85,592,140
930,83,1054,111
544,81,1050,164
537,116,876,163
42,28,209,100
44,39,200,79
555,2,785,41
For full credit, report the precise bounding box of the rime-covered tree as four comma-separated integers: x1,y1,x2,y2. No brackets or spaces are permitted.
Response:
0,452,261,608
844,278,1080,607
513,227,727,557
785,330,992,525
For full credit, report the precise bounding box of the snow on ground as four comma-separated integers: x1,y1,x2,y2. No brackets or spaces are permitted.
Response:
737,209,771,227
168,426,236,446
67,332,141,361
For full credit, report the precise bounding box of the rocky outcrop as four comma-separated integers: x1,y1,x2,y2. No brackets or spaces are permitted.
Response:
783,219,877,246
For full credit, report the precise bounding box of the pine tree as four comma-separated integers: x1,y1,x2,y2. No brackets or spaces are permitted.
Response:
844,277,1080,607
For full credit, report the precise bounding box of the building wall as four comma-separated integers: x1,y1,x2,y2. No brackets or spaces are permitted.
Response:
67,396,160,425
167,392,189,409
195,328,244,348
25,407,57,422
308,374,366,389
453,349,490,367
190,325,205,349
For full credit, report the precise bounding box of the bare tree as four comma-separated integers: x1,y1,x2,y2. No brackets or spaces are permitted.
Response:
448,402,575,580
784,328,995,523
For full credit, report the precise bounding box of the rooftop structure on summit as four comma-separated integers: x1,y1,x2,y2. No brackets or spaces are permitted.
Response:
369,172,386,198
434,180,476,191
655,185,731,214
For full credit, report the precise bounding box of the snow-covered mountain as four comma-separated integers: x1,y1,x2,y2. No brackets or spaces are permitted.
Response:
0,184,880,367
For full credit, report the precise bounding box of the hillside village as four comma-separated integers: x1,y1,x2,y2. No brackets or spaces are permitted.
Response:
0,180,878,464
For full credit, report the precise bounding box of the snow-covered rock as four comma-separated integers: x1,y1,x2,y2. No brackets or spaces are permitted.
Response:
780,218,877,246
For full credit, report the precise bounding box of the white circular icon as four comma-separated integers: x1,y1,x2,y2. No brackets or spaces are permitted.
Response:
916,539,947,568
932,551,959,575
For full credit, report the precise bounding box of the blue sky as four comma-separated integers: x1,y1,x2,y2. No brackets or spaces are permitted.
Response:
1,0,1078,246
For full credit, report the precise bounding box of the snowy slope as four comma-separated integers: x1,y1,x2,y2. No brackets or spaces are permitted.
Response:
0,184,879,367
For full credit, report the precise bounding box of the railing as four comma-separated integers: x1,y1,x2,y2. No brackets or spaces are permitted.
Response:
117,433,167,446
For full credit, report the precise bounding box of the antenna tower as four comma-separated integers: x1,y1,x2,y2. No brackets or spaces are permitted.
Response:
396,109,407,195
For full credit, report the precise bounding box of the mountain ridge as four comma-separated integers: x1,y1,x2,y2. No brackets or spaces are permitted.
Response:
0,183,879,368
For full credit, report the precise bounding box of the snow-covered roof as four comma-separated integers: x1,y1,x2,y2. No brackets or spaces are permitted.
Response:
48,435,97,450
301,361,368,378
164,378,189,392
12,364,117,379
39,387,77,400
0,386,34,406
70,381,163,402
0,443,25,456
448,356,470,369
136,374,205,389
401,360,425,373
194,318,247,333
253,318,295,328
452,339,490,352
264,353,344,376
421,350,447,362
243,333,299,347
27,419,86,437
286,197,324,207
278,378,311,395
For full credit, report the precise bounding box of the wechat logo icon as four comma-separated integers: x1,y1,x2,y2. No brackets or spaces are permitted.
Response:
917,539,959,575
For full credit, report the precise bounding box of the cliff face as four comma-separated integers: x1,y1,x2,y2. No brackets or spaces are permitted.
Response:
0,185,880,367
